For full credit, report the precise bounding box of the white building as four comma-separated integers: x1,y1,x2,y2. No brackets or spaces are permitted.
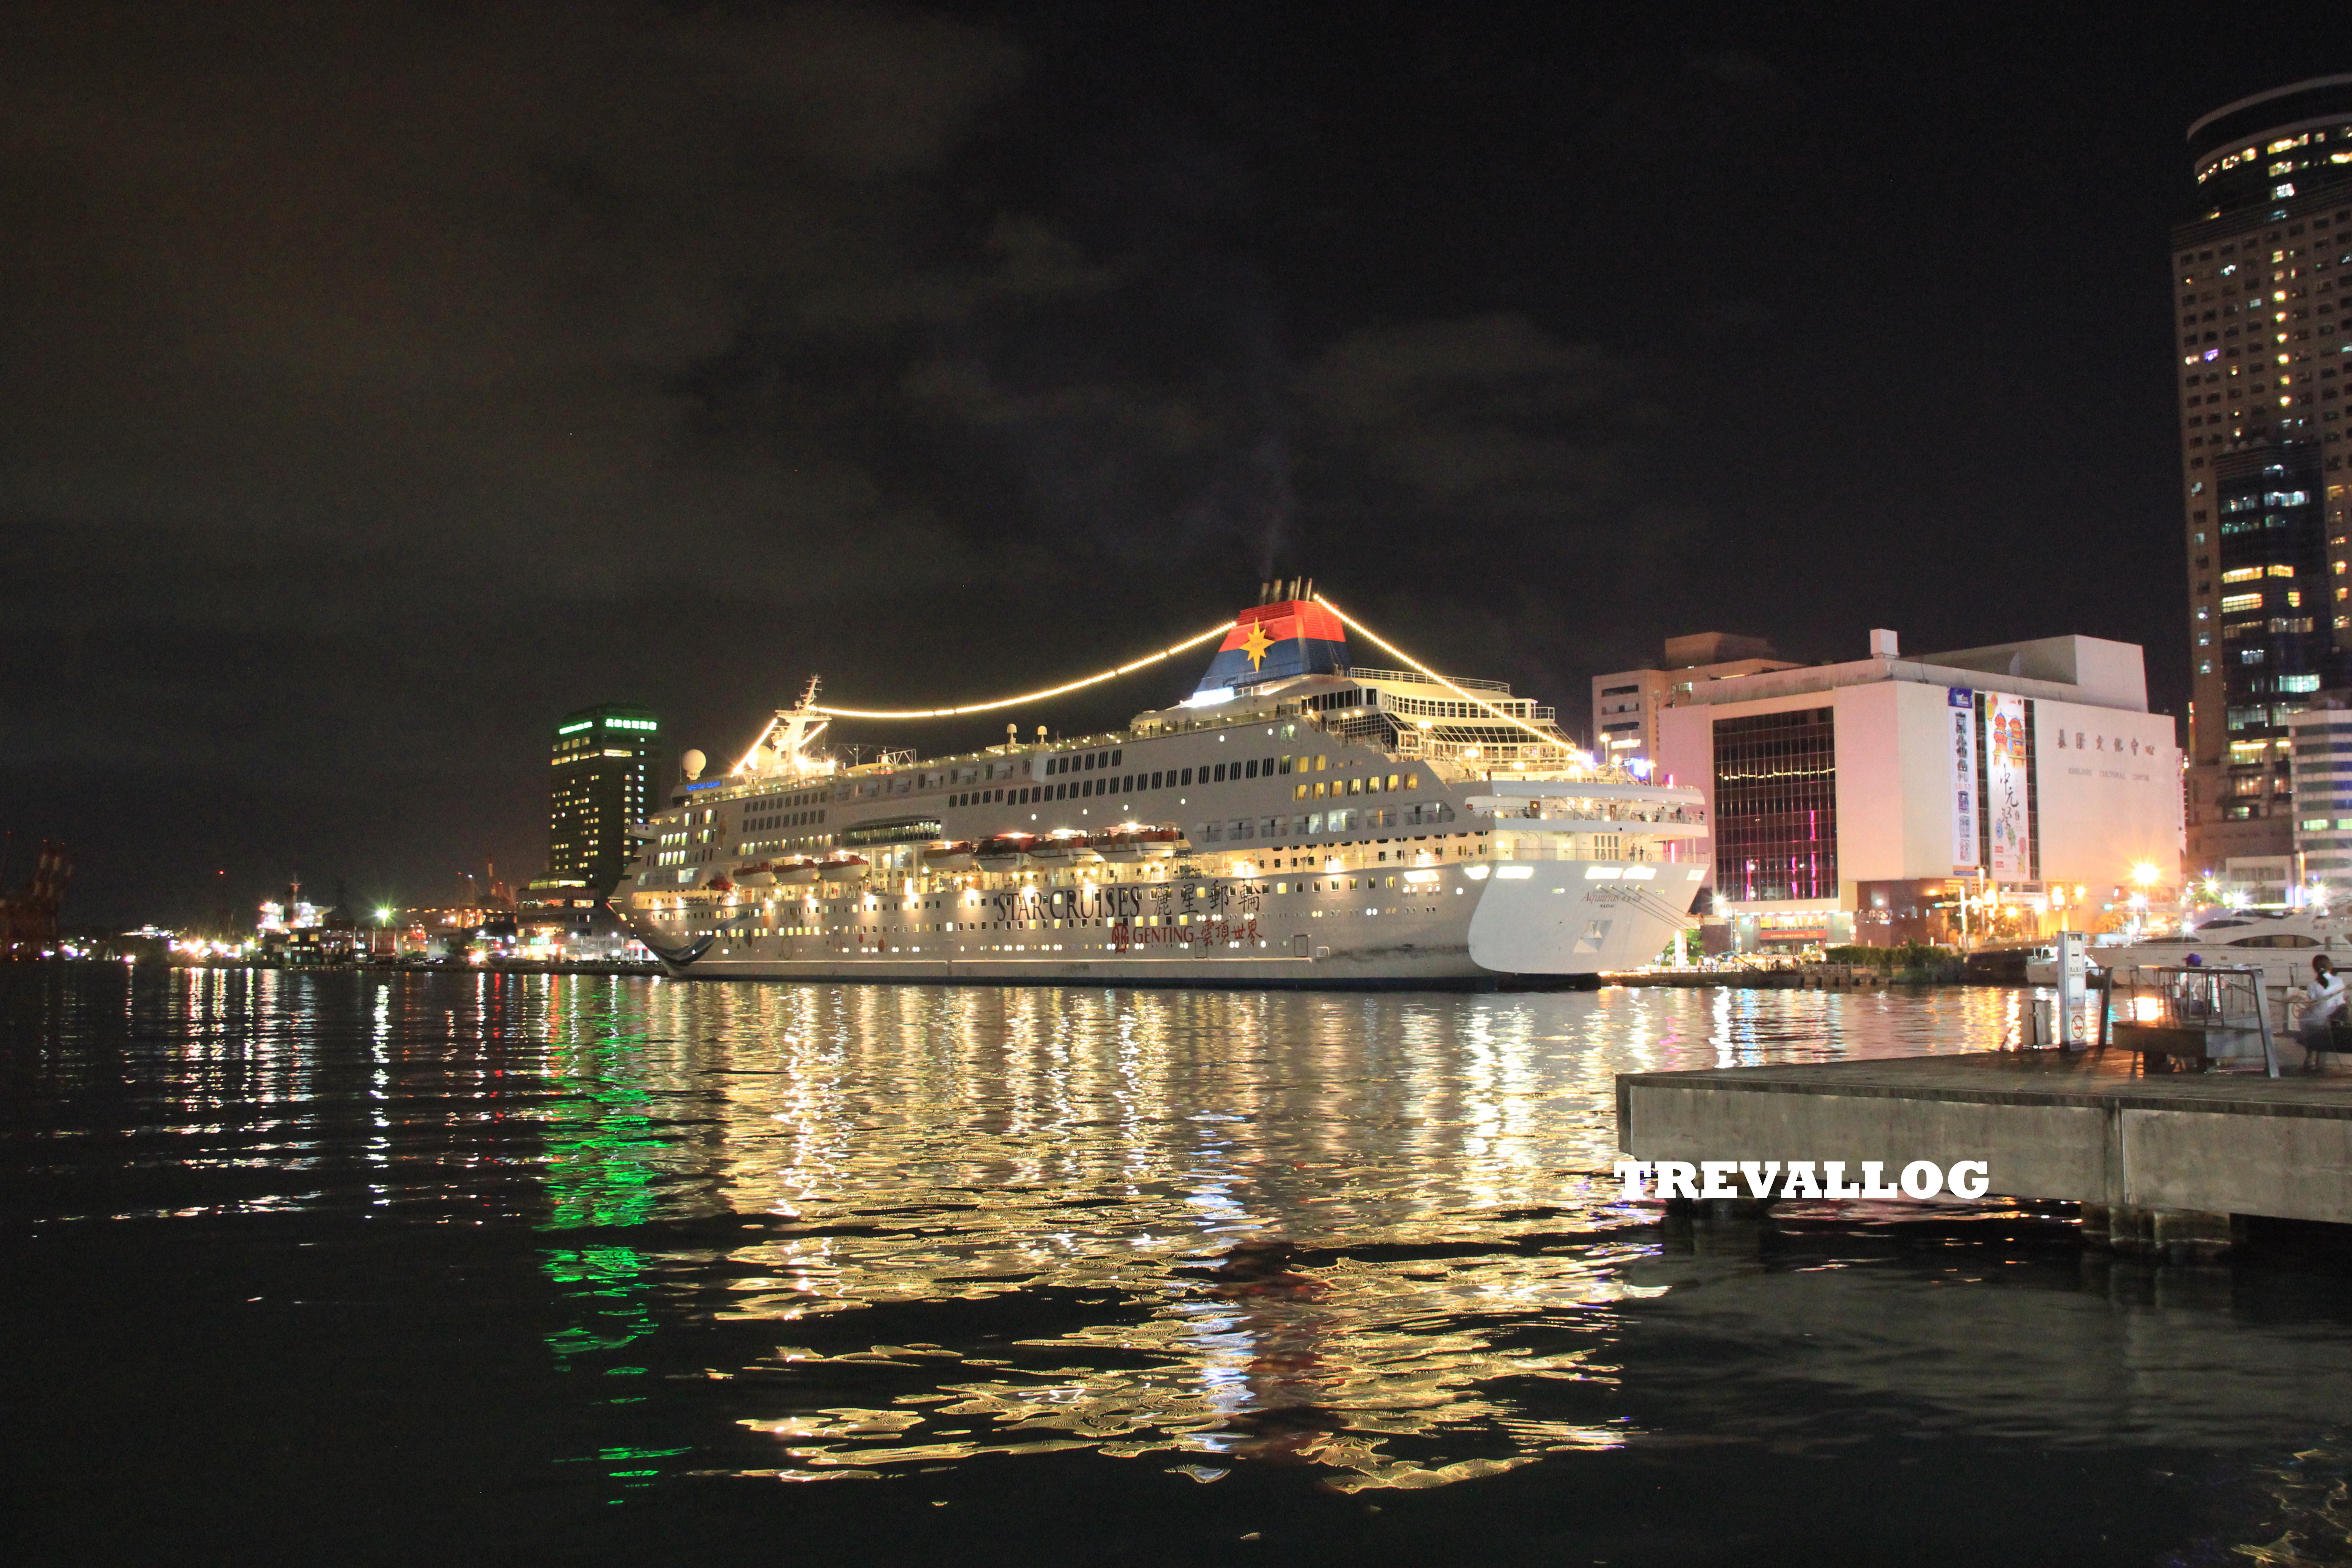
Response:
1656,630,2184,950
1589,633,1800,768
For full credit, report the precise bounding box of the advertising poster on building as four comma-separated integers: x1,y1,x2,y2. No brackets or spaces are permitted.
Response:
1949,688,1978,870
1984,692,2031,880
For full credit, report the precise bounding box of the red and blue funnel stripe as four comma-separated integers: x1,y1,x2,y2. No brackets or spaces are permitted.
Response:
1191,599,1351,697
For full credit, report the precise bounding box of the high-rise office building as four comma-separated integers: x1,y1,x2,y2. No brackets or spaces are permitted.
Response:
536,704,663,900
2177,75,2352,870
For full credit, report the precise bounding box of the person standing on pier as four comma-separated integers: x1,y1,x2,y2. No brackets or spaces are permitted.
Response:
2299,955,2347,1054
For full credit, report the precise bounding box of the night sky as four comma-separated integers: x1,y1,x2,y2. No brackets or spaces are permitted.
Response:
4,2,2343,925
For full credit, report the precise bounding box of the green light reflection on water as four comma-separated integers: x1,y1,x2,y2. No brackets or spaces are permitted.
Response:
526,979,686,1497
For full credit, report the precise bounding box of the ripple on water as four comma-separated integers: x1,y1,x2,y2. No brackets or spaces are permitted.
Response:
4,969,2346,1556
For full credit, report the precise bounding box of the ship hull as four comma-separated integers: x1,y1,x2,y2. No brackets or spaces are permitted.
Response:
623,857,1697,988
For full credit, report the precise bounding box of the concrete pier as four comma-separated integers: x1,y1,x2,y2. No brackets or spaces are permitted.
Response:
1616,1050,2352,1251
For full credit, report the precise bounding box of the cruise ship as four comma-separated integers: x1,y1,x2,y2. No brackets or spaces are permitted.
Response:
612,586,1708,988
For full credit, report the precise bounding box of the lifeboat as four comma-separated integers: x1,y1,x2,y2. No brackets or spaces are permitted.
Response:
923,840,979,872
974,834,1035,867
1096,827,1182,863
1029,835,1093,862
733,862,777,887
817,855,870,883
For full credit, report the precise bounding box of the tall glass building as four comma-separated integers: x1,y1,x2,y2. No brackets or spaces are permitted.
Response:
2288,702,2352,893
539,704,663,899
2177,76,2352,872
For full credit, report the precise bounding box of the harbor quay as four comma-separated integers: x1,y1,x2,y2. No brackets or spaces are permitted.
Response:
1617,1048,2352,1256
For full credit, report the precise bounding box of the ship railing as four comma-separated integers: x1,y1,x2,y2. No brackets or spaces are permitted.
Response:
1490,840,1678,863
1472,800,1705,826
1345,666,1514,694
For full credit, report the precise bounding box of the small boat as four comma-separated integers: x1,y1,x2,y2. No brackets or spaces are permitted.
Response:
774,858,823,886
1095,827,1181,863
923,841,979,872
733,862,777,887
817,855,870,883
2099,908,2348,990
974,834,1036,867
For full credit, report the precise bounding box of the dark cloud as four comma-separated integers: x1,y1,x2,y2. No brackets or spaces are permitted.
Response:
4,0,2334,919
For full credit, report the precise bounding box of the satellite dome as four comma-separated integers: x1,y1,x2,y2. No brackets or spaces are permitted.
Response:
681,749,706,781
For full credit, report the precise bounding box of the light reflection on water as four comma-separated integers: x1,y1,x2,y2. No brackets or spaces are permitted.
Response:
9,968,2350,1557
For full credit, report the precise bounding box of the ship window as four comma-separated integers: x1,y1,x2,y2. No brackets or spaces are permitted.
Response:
1279,756,1292,774
1123,775,1134,792
1182,768,1193,786
1150,771,1163,789
1263,756,1275,774
1112,750,1122,765
1245,760,1259,778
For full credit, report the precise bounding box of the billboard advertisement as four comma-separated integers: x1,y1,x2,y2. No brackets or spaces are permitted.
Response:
1948,688,1977,870
1984,692,2031,881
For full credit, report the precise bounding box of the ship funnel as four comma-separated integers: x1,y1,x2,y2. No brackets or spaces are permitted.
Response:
1191,588,1350,699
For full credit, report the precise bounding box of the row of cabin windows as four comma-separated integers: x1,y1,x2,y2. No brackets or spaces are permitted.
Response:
949,755,1355,808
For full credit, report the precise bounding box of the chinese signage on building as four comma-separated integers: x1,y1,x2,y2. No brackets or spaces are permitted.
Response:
1984,692,2032,881
1949,687,1977,870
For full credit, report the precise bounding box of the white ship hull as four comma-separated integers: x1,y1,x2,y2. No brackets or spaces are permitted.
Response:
640,856,1704,989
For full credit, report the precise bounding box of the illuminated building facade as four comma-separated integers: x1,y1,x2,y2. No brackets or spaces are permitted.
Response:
540,704,662,898
1657,631,2183,950
2177,75,2352,868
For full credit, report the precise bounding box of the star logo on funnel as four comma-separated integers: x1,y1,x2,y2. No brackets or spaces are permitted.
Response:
1239,618,1275,669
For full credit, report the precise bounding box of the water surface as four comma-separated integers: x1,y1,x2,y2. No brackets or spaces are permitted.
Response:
4,969,2347,1565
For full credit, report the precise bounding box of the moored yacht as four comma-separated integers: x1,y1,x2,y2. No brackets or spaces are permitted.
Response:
2093,906,2352,990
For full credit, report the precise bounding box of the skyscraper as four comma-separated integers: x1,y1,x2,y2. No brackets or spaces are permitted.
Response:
2176,75,2352,872
537,704,663,899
